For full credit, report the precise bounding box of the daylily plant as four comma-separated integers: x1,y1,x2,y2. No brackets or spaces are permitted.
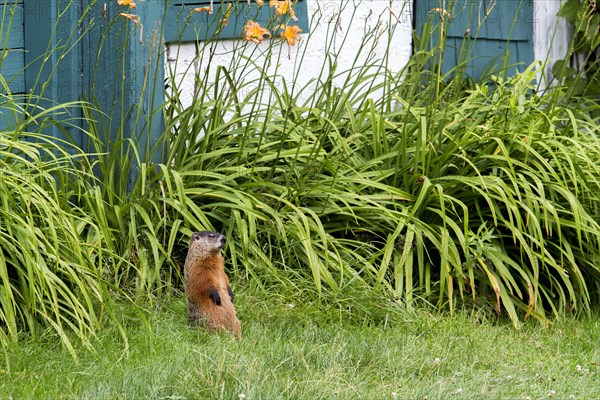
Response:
116,0,303,49
279,25,302,46
117,0,136,8
243,20,272,44
119,12,140,25
270,0,298,21
279,24,302,58
118,0,139,25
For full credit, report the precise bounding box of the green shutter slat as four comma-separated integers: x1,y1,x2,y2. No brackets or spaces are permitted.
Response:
1,1,25,95
474,40,505,77
164,0,309,42
82,1,165,169
0,48,22,74
0,105,18,131
23,0,85,145
516,40,534,72
0,49,24,92
0,0,23,129
1,3,24,49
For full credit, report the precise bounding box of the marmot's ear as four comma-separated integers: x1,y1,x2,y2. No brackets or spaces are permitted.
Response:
228,286,234,303
209,289,222,306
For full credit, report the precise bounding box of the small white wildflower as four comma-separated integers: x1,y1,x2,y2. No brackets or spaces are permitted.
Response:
569,395,576,399
576,364,583,372
391,392,398,399
453,388,463,395
433,357,441,364
239,394,246,400
288,303,295,308
548,390,556,397
507,375,513,379
521,396,532,400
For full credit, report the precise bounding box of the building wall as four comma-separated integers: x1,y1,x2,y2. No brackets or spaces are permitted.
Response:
165,0,570,108
165,0,414,109
533,0,571,84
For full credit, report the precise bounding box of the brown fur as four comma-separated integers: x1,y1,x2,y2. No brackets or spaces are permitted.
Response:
184,231,241,339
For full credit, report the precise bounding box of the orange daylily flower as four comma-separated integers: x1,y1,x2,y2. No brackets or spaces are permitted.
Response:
270,0,298,21
279,25,302,46
242,20,271,44
255,0,265,6
117,0,136,8
119,12,140,25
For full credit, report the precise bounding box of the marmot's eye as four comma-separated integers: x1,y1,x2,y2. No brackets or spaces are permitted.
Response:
208,233,215,238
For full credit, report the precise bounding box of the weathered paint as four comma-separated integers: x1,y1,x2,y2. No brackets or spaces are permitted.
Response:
1,0,24,130
82,0,166,169
24,0,83,143
1,1,23,49
533,0,570,84
0,0,24,92
415,0,535,79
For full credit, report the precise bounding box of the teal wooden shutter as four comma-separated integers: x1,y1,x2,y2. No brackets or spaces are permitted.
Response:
23,0,83,145
2,1,165,169
415,0,534,79
164,0,309,42
1,0,24,130
81,0,166,170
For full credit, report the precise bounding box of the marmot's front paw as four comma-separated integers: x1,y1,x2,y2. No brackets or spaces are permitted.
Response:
209,289,222,306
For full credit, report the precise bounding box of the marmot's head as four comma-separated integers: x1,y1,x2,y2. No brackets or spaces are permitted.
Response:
188,231,227,257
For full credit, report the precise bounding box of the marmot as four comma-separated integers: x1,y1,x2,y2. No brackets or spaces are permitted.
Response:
184,231,241,339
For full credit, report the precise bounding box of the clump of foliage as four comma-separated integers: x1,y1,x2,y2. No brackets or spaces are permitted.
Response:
163,49,600,328
0,101,123,354
2,0,600,350
555,0,600,99
159,1,600,327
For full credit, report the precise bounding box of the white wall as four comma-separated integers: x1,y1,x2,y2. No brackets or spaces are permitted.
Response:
533,0,570,84
165,0,414,109
165,0,570,107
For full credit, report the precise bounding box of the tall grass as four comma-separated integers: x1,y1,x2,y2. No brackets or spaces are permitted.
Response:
0,99,125,354
159,1,600,327
1,0,600,349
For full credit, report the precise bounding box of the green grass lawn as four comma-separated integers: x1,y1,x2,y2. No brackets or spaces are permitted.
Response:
2,290,599,399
